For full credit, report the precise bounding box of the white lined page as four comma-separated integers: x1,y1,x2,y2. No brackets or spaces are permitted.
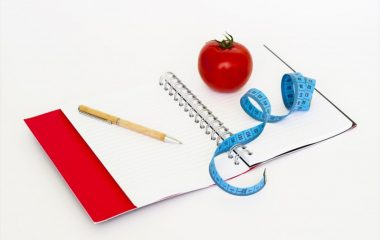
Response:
63,44,353,207
62,84,250,207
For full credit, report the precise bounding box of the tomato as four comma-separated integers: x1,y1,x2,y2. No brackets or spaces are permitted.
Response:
198,34,253,92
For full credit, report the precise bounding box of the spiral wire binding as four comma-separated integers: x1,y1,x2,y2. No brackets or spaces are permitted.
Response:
159,72,252,165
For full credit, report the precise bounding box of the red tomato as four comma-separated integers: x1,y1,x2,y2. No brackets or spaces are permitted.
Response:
198,34,253,92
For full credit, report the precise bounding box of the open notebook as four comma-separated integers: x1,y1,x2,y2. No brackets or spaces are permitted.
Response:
26,45,355,223
63,45,355,208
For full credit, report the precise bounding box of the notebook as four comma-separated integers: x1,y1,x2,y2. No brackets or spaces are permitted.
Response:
25,45,356,223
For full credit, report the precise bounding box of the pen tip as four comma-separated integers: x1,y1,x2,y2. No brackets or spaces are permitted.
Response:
164,135,182,144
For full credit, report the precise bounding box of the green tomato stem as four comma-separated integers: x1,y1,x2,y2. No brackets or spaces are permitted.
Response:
215,33,234,49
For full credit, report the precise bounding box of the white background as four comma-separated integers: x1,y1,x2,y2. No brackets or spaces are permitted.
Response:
1,0,379,239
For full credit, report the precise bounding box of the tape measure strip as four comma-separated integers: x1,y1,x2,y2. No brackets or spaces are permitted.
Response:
209,72,316,196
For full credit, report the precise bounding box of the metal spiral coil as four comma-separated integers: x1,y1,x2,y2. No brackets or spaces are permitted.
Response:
159,72,252,163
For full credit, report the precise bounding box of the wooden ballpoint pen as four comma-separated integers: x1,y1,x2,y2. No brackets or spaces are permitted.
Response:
78,105,182,144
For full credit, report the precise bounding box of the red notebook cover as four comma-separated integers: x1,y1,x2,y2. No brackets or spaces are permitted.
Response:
24,109,136,223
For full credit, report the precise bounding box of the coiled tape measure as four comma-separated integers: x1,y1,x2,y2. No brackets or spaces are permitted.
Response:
209,72,316,196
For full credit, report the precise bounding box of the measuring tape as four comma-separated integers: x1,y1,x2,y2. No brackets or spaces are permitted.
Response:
209,72,316,196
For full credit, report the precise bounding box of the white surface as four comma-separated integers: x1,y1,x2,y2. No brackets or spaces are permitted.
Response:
0,0,379,239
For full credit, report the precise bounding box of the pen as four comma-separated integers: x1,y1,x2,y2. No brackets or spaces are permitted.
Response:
78,105,182,144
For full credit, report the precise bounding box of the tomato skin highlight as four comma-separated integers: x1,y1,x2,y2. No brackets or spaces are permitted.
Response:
198,40,253,92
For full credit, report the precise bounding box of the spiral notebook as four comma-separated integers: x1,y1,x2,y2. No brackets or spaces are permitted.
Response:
26,45,355,222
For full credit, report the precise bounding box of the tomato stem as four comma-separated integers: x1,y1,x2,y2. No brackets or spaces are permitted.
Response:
215,33,234,49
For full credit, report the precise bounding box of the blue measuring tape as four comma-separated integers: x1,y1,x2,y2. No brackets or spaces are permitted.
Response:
209,72,316,196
